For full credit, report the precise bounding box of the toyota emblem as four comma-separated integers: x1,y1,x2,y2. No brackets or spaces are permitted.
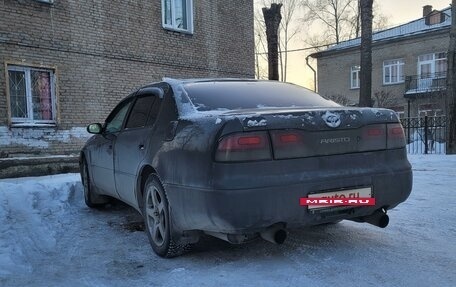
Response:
322,111,341,128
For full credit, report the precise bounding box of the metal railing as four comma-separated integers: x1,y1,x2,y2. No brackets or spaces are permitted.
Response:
405,73,447,94
400,116,447,154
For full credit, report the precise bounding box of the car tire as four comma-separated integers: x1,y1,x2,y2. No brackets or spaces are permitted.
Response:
80,158,109,208
142,174,189,258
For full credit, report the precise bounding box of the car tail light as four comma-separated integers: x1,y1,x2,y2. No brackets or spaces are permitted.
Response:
367,127,384,137
270,130,313,159
279,133,299,143
215,132,272,162
387,123,406,149
359,124,387,151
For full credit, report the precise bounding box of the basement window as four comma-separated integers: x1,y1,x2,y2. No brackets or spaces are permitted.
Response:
162,0,194,34
7,65,57,126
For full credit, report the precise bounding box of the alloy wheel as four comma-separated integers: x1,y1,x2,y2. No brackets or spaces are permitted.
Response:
145,186,167,247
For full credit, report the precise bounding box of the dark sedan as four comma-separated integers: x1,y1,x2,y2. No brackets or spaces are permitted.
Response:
80,79,412,257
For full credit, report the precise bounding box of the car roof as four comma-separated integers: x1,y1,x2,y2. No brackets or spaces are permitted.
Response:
165,78,259,84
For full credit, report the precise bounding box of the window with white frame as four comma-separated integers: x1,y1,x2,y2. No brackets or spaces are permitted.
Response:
383,59,405,85
162,0,194,33
418,52,447,79
351,66,360,89
7,65,56,125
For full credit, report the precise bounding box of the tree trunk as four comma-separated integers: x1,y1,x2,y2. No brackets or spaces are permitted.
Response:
262,3,282,81
359,0,373,107
355,0,361,38
284,26,288,82
447,0,456,154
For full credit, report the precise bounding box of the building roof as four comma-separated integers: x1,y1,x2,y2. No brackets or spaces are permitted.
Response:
311,7,451,58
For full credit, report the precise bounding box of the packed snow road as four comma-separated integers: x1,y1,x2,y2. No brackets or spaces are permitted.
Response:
0,155,455,287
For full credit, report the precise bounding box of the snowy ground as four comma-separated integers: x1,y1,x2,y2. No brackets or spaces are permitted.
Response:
0,155,455,287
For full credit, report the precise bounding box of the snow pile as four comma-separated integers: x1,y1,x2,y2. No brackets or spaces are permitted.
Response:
0,174,81,278
0,156,455,286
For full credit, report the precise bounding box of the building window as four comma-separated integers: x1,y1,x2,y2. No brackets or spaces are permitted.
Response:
383,59,405,85
418,52,447,78
416,52,447,91
162,0,194,34
7,65,56,125
351,66,360,89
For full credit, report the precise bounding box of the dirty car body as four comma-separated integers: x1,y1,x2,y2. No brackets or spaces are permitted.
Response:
80,79,413,256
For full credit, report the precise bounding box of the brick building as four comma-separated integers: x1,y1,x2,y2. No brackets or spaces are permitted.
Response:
310,5,450,119
0,0,254,168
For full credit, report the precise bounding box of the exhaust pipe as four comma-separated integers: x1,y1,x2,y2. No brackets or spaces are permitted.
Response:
362,209,389,228
260,226,287,244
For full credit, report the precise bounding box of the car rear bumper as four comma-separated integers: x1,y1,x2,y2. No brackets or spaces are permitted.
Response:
165,167,412,234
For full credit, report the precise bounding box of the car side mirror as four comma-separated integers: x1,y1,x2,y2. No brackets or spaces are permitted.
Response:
87,123,103,134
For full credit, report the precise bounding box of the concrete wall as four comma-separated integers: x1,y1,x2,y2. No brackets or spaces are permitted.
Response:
0,0,255,158
315,31,449,116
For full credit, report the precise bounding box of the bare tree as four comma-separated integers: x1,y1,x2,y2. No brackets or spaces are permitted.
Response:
279,0,301,81
325,94,352,106
348,1,389,38
263,3,283,81
302,0,388,46
372,91,397,108
302,0,358,44
358,0,373,107
255,0,301,81
447,0,456,154
254,14,269,79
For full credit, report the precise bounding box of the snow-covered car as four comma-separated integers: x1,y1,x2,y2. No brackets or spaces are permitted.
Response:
80,79,413,257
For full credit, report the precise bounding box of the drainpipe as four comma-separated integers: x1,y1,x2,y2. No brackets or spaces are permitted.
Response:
306,55,317,92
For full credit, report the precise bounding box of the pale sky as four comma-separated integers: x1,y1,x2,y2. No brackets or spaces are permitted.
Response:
378,0,450,24
276,0,451,89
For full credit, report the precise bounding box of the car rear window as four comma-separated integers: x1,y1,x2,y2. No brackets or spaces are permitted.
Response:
183,81,338,111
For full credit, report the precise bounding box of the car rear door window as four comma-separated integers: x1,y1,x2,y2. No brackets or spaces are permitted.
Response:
146,96,162,126
125,96,156,129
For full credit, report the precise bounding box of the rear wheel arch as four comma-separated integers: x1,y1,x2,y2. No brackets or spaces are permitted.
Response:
137,165,158,210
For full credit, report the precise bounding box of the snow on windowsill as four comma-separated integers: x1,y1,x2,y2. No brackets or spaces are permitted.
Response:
10,123,57,128
0,155,79,161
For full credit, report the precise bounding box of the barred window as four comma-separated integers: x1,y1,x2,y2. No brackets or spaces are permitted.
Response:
7,65,56,125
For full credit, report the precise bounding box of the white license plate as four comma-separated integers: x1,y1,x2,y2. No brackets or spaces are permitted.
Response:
307,187,372,210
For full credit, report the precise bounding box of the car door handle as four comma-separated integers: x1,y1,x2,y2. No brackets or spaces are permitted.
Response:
139,144,145,150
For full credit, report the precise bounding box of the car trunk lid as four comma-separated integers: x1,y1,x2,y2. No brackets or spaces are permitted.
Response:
215,107,403,160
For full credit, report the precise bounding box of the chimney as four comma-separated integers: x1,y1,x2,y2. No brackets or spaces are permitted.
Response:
423,5,433,17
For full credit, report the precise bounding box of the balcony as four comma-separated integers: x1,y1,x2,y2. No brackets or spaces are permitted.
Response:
405,73,447,95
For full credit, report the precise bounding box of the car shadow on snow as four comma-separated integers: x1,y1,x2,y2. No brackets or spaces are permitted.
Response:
91,198,390,260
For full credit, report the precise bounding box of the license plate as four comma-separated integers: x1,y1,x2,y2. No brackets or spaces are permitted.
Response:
307,187,372,210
